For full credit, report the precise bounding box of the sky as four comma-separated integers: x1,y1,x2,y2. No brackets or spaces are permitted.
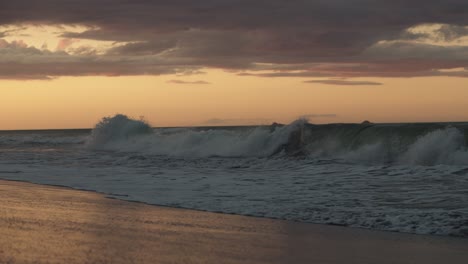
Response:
1,1,468,129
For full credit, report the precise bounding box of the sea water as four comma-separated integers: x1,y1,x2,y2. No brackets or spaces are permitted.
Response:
0,114,467,237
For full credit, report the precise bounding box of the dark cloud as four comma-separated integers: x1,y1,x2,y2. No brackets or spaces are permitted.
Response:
107,40,177,56
304,80,383,86
0,40,197,80
1,1,468,79
436,24,468,41
0,61,190,80
238,71,334,78
167,80,211,85
241,60,468,78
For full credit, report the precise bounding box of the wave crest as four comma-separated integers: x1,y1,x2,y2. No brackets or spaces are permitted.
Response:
86,115,306,157
86,114,153,148
85,115,468,165
400,127,468,165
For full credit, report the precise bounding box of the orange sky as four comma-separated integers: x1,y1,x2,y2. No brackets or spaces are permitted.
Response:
1,22,468,130
1,70,468,130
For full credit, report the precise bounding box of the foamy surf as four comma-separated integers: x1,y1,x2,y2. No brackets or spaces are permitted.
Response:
82,114,468,165
0,114,467,237
86,114,307,157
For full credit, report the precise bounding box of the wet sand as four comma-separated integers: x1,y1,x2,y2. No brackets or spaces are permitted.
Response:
0,180,467,264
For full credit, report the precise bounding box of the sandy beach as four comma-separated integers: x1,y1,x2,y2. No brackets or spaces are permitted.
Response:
0,180,467,264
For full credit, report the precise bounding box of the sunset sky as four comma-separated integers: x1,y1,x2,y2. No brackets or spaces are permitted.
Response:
1,1,468,129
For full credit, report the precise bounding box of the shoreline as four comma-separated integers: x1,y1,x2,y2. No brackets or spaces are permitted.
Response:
1,178,466,240
1,179,467,263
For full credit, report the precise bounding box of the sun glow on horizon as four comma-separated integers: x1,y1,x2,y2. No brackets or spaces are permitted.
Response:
1,69,468,130
1,22,468,130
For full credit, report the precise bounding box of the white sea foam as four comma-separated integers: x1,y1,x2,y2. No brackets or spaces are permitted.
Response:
83,115,468,165
86,115,306,157
0,115,467,237
399,127,468,165
86,114,153,147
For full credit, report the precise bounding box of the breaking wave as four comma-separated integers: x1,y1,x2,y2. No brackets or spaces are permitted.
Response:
87,114,153,147
86,114,306,157
321,125,468,165
2,114,468,238
84,115,468,165
400,128,467,165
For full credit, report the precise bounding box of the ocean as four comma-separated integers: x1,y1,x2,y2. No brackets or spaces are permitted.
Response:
1,114,467,237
